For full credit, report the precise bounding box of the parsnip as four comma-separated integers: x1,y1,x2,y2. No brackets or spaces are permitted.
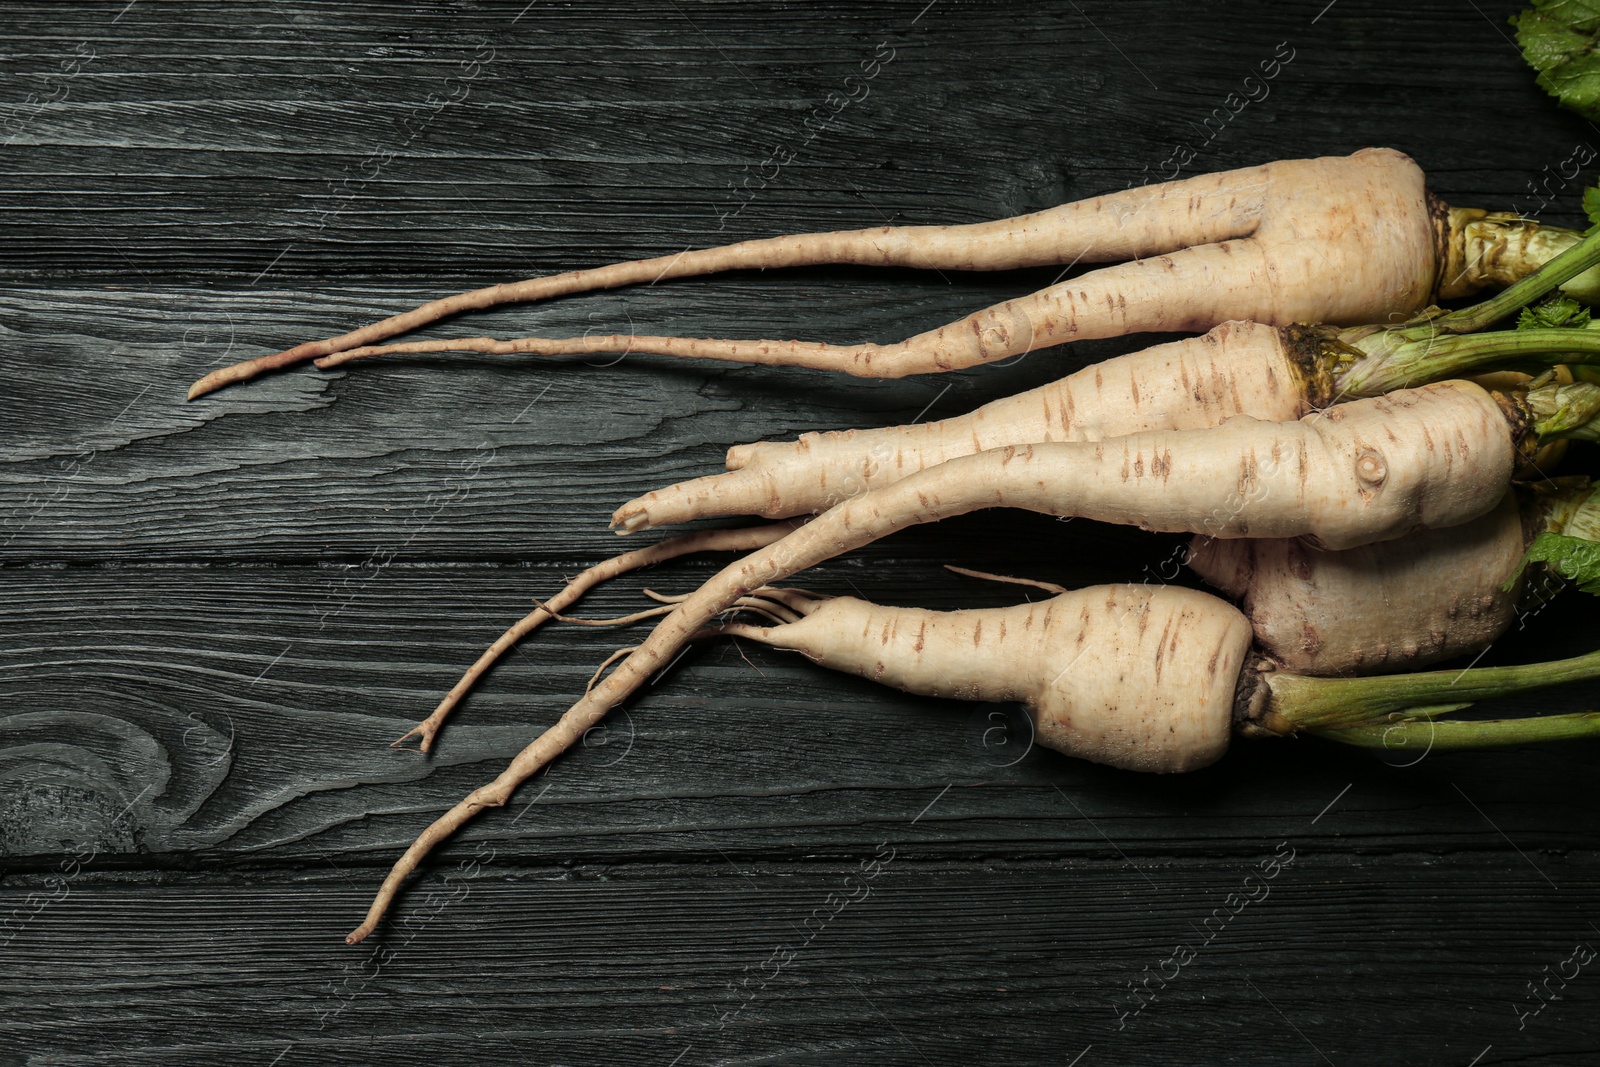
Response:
187,149,1600,398
1189,482,1600,675
709,583,1600,765
609,244,1600,532
343,375,1600,943
349,578,1600,943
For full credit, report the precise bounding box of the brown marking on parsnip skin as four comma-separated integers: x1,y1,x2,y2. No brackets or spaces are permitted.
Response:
1152,615,1172,682
1289,546,1313,582
1299,624,1322,657
1237,450,1259,503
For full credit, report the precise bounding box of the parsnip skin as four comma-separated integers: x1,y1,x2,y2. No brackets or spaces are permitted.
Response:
341,380,1524,945
193,148,1445,397
1188,492,1526,676
617,320,1315,529
759,586,1251,773
624,379,1516,551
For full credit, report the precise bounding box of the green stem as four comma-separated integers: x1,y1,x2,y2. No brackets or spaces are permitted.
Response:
1258,647,1600,732
1431,226,1600,335
1334,328,1600,395
1314,711,1600,750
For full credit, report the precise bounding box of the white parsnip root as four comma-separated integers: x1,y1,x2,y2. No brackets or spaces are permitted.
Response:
191,148,1600,399
1191,479,1600,676
613,320,1317,531
715,581,1600,749
717,584,1251,773
345,378,1557,944
1188,493,1529,675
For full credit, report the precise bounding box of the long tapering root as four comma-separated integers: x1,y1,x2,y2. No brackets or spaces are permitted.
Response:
353,582,829,943
192,161,1277,400
539,600,678,627
310,332,907,377
392,520,802,753
945,564,1071,595
346,793,494,945
306,246,1267,385
355,660,657,941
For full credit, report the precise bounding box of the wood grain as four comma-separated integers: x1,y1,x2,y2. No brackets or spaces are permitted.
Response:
3,1,1599,1063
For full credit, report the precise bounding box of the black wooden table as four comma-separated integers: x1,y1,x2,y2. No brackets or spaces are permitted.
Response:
4,2,1599,1063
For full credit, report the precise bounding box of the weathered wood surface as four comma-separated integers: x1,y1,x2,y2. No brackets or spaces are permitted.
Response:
2,1,1599,1063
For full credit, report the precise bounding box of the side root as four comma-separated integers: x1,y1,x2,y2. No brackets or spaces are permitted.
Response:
393,520,802,753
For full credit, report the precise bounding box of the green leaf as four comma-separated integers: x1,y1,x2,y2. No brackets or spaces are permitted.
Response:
1518,294,1593,328
1514,2,1600,120
1504,531,1600,593
1584,183,1600,228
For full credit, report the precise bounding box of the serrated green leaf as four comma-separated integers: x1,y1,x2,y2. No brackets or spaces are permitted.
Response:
1504,531,1600,594
1518,294,1593,328
1529,0,1600,35
1515,2,1600,119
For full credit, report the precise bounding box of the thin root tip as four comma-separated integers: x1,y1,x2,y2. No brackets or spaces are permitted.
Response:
345,925,373,946
390,724,436,752
610,509,650,536
185,378,215,401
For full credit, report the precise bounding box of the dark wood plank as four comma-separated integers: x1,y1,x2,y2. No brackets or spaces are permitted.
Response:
1,855,1594,1066
4,0,1600,1063
0,0,1593,288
